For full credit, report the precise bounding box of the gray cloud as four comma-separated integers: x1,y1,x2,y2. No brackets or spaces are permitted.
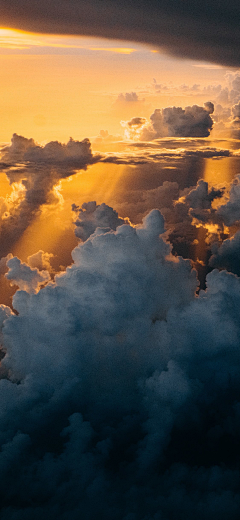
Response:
1,0,240,66
5,256,50,294
122,104,214,140
73,200,129,241
0,209,240,517
210,230,240,275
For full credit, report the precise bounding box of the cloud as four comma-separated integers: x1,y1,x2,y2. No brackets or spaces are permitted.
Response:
116,92,143,104
1,207,240,517
5,256,50,293
122,103,214,140
72,201,129,241
230,101,240,138
27,250,54,272
1,0,240,66
216,175,240,226
210,230,240,275
101,146,231,165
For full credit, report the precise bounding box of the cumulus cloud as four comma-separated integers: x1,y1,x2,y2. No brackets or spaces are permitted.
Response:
216,175,240,226
72,201,129,241
210,230,240,275
0,206,240,517
1,0,240,66
5,256,50,293
0,133,100,258
122,103,214,140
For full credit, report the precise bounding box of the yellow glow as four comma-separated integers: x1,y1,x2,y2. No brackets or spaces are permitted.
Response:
203,155,234,186
12,162,127,265
0,173,11,198
0,28,138,53
89,47,136,54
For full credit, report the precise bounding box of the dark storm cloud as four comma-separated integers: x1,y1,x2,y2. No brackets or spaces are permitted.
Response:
1,210,240,517
1,0,240,66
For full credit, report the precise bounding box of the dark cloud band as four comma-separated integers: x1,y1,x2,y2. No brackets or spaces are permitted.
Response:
1,0,240,65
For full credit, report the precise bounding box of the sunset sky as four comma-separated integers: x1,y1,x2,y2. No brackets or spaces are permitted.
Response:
1,2,240,519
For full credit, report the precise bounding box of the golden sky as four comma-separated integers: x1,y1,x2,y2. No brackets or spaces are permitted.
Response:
0,28,230,143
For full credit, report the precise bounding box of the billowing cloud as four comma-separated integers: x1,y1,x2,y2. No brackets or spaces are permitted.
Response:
5,256,50,293
0,208,240,517
27,250,54,272
1,0,240,66
122,103,214,140
73,201,129,241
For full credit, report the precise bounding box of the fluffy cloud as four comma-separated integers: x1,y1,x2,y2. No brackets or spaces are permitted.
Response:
1,0,240,66
0,207,240,517
73,201,129,241
5,256,50,293
122,103,214,140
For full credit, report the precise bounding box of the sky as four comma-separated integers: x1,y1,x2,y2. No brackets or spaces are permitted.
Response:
1,2,240,519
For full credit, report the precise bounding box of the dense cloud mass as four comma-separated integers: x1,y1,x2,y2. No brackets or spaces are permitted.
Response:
1,0,240,66
1,127,240,518
1,207,240,518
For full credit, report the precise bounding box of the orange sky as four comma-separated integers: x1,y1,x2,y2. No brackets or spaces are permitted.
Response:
0,28,231,143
